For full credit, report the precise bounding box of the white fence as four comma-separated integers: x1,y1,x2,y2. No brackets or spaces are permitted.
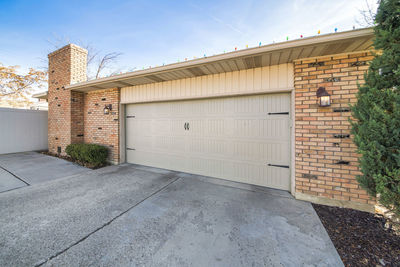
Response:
0,108,48,154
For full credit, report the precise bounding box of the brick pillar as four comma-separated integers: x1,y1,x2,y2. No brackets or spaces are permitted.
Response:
48,44,87,155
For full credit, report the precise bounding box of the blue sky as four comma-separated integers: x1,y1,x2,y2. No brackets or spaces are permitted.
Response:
0,0,377,79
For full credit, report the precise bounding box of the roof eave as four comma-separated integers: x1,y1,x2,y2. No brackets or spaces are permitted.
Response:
32,91,48,99
67,27,374,92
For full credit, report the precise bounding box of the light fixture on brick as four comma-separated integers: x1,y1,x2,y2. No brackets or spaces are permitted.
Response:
316,87,331,107
104,104,112,115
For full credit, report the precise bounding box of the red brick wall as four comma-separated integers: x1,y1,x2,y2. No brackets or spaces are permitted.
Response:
83,88,120,164
294,51,375,206
48,44,87,155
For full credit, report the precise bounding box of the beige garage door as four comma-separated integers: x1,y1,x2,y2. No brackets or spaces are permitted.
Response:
126,93,291,190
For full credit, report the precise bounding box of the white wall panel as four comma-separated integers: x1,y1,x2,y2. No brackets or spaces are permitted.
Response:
122,63,293,104
0,108,48,154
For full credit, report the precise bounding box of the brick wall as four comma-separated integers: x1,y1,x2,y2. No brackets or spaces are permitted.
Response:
48,44,87,155
83,88,120,164
71,91,84,144
294,51,375,207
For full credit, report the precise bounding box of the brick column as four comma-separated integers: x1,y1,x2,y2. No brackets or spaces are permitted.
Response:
294,51,375,210
48,44,87,155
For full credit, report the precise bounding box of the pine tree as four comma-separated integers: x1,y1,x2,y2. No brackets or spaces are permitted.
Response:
351,0,400,214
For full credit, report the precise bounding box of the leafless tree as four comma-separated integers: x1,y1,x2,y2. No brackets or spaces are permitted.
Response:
84,44,99,69
95,52,123,79
356,0,379,27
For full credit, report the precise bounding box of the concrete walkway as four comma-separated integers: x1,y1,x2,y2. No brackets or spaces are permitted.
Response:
0,152,88,192
0,163,343,267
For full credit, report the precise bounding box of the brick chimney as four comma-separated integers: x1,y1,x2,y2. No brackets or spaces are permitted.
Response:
47,44,87,155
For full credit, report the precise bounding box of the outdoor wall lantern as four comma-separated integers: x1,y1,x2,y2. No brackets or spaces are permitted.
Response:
104,104,112,115
316,87,331,107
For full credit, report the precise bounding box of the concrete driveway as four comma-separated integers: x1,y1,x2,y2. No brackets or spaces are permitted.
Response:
0,152,88,192
0,161,343,266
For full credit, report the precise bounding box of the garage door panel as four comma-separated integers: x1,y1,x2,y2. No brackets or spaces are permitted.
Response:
233,162,264,185
128,123,186,153
187,157,226,178
188,138,228,156
126,93,291,191
127,150,187,171
184,158,289,190
187,140,288,163
188,138,289,163
234,96,263,114
232,119,288,140
261,142,290,163
152,136,185,153
262,118,289,139
264,166,290,190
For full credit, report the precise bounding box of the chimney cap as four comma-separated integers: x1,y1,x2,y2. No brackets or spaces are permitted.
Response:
48,44,88,58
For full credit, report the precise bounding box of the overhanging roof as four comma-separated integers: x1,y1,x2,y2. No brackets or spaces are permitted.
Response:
32,91,48,99
68,28,374,93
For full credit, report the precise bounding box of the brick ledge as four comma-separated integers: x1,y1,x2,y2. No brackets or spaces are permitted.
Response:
292,49,375,63
295,192,374,213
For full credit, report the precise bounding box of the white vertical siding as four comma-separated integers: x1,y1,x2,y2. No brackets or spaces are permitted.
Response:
121,63,294,103
0,108,48,154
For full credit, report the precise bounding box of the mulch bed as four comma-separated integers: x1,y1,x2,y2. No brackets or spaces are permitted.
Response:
313,204,400,267
41,151,108,169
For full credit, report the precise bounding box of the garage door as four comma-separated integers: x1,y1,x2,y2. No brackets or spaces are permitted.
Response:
126,93,291,190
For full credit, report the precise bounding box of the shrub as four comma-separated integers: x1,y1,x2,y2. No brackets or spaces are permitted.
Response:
351,0,400,215
66,143,108,167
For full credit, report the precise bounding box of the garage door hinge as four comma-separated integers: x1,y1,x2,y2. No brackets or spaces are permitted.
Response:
267,163,289,168
268,112,289,115
126,115,135,118
127,148,136,150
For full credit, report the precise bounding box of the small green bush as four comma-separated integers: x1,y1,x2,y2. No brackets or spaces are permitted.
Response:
66,143,108,167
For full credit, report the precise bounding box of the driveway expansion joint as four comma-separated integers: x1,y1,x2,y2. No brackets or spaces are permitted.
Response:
34,175,181,267
0,164,30,186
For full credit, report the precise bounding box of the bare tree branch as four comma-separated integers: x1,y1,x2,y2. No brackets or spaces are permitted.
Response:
95,52,123,79
356,0,379,27
86,46,99,67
